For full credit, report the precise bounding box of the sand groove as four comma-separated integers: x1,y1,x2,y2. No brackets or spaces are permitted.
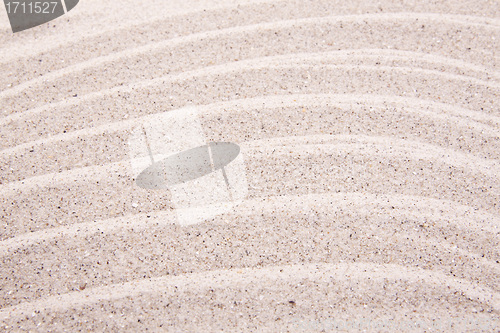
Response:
1,13,499,119
0,0,498,331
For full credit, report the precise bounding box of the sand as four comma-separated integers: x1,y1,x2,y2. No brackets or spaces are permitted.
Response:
0,0,499,331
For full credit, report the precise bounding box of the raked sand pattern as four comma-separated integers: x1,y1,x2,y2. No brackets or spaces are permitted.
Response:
0,0,499,331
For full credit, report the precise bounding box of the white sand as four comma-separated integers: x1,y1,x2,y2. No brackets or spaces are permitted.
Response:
0,0,499,331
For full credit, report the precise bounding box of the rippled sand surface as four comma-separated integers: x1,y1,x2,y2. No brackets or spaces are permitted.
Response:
0,0,499,331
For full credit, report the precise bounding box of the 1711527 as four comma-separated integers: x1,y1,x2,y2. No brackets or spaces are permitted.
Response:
5,1,59,14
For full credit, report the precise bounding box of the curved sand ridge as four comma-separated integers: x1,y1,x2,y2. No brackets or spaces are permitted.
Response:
0,0,499,331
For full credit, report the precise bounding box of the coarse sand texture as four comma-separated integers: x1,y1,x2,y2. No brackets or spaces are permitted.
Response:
0,0,499,331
